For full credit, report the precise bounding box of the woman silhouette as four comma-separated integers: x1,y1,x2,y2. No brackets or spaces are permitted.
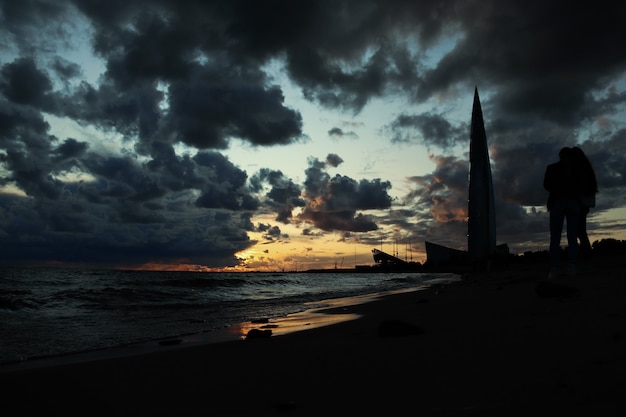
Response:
572,146,598,260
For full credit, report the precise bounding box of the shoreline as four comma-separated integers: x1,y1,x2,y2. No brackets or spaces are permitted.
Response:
0,285,438,372
2,259,625,415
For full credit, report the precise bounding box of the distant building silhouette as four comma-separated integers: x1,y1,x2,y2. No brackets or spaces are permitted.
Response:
426,87,499,269
468,87,496,266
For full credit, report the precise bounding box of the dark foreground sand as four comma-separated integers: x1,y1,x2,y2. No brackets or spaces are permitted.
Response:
2,258,625,416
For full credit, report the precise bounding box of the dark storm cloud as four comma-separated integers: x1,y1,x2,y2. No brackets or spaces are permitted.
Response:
247,154,392,232
0,57,53,107
88,8,200,85
0,0,72,55
70,0,306,151
7,0,626,122
299,156,392,232
415,2,626,109
0,1,305,152
51,57,83,84
328,127,359,140
328,127,343,137
0,102,259,267
0,96,63,200
278,1,452,112
249,168,304,224
255,222,288,244
582,131,626,191
325,153,343,167
193,151,256,211
165,76,303,149
387,113,465,148
257,224,286,241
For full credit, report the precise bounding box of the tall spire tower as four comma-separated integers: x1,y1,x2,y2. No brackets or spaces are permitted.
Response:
467,87,496,267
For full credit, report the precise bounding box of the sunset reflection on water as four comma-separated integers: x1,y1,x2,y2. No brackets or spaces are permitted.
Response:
232,310,361,339
229,289,419,339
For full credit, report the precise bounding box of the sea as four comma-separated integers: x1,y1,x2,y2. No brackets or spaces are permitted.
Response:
0,267,459,366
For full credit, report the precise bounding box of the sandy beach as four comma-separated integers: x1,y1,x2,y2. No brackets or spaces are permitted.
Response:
2,257,625,416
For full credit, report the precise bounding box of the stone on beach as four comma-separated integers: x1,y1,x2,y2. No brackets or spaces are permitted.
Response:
246,328,273,339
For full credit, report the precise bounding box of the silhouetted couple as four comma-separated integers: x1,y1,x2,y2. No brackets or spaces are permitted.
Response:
543,146,597,279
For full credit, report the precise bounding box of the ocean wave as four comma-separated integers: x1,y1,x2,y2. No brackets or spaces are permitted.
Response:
165,277,247,288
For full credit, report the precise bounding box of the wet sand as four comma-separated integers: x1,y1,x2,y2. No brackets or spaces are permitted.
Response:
1,258,625,416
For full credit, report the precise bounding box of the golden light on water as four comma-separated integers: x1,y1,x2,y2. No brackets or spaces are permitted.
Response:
231,311,361,339
230,290,418,339
229,305,363,340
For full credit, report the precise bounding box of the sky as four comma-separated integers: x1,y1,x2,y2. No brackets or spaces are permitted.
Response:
1,0,625,271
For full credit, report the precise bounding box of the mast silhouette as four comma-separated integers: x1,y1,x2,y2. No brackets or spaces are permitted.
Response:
467,87,496,267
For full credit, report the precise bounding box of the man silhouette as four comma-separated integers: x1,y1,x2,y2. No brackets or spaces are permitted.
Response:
543,147,581,279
